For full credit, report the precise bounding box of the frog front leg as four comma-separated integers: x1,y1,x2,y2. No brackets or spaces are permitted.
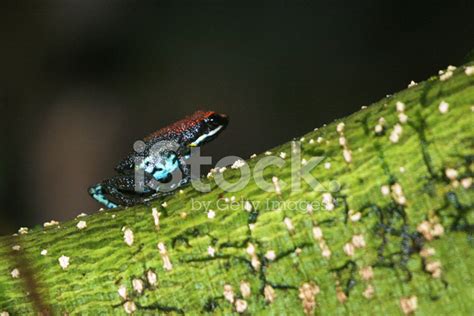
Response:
177,155,191,186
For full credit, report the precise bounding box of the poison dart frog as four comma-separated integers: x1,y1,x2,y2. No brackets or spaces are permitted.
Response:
89,110,229,208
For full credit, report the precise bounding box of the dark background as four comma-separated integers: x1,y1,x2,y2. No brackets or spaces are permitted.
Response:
1,1,473,234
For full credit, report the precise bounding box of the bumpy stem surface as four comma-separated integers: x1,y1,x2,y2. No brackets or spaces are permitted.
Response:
1,63,473,315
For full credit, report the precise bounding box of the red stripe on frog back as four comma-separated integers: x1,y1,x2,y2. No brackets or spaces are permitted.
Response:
143,110,214,142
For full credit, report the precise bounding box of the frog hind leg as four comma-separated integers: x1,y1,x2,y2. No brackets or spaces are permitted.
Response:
88,184,119,209
89,175,150,208
141,156,192,203
90,154,192,209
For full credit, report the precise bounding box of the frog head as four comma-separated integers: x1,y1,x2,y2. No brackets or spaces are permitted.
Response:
188,111,229,147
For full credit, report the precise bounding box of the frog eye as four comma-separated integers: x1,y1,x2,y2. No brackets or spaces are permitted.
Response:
207,113,229,128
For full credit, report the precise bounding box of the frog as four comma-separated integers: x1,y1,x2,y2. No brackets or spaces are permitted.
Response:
88,110,229,209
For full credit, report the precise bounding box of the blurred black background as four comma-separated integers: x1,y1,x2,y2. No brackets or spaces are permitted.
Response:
1,1,473,234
